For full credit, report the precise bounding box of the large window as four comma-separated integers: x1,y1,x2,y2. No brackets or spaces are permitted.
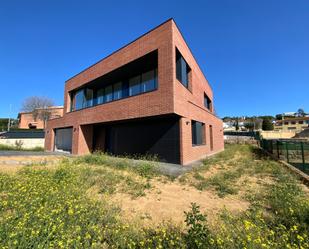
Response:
141,69,157,93
96,88,104,105
70,68,158,111
104,85,113,102
176,48,190,88
129,75,141,96
85,89,93,107
192,120,205,146
113,82,122,100
204,93,212,111
75,89,86,111
129,69,157,97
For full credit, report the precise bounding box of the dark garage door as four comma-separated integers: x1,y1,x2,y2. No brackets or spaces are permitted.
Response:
103,116,180,164
54,127,73,153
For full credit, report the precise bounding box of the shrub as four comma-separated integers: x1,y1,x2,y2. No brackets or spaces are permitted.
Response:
184,203,213,248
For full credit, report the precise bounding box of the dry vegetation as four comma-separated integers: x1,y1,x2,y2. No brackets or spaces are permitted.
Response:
0,145,308,248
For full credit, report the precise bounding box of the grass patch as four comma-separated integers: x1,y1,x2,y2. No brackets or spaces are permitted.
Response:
78,166,151,198
0,144,44,151
0,144,308,248
74,152,159,178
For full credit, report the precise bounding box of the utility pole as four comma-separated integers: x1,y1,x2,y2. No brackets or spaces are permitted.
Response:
7,104,12,131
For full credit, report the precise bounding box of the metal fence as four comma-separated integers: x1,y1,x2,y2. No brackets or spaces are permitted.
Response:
260,139,309,174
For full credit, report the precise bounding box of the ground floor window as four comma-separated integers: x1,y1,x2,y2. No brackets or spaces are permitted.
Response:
192,120,205,146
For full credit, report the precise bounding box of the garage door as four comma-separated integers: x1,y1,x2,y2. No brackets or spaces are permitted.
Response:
54,127,73,153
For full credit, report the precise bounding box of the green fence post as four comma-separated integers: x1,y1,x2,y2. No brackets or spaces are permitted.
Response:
301,142,305,172
277,140,280,159
285,142,289,163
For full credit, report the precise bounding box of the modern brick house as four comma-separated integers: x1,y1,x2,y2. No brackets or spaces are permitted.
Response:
45,19,224,165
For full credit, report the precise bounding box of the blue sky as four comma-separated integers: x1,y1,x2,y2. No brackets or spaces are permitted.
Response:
0,0,308,118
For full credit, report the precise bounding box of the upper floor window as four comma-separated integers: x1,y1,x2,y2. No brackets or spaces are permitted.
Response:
75,89,86,111
299,121,304,124
192,120,205,146
204,93,212,111
97,88,104,105
129,69,157,97
85,89,93,107
176,48,191,88
70,68,157,112
113,82,122,100
129,75,141,96
104,85,113,103
69,50,158,112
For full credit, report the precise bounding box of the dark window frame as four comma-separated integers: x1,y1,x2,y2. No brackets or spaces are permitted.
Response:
70,68,158,112
204,93,212,111
191,120,206,146
176,48,191,89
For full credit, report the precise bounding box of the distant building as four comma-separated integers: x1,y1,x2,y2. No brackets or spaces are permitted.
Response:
274,117,309,132
18,106,63,129
282,112,297,117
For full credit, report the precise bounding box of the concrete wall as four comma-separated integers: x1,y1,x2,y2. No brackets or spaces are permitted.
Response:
261,131,296,139
0,138,44,149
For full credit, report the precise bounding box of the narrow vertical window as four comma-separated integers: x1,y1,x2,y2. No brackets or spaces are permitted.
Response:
85,88,93,107
204,93,212,111
74,89,86,110
113,82,122,100
141,69,157,92
192,120,205,146
105,85,113,102
176,48,190,88
129,75,141,96
96,88,104,104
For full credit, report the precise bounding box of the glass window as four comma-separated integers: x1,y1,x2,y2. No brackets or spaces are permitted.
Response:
204,94,212,110
192,121,205,146
105,85,113,102
96,88,104,105
298,121,304,124
85,88,93,107
129,75,141,96
141,70,156,92
113,82,122,100
176,49,190,88
75,89,85,110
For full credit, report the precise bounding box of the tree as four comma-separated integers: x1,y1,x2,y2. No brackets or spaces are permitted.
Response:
275,114,283,120
21,96,54,112
244,122,254,131
235,119,239,131
21,96,54,129
297,108,305,117
262,118,274,131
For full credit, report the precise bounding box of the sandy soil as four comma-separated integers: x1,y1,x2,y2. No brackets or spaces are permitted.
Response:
111,179,250,226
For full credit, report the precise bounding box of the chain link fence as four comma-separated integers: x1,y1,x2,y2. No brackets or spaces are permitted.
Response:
260,139,309,175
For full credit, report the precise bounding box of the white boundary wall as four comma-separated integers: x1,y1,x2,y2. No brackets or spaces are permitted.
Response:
0,138,44,149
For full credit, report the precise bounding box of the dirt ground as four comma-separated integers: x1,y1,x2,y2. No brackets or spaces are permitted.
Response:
112,180,249,226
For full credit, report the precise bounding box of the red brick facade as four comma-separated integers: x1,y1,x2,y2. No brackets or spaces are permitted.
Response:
45,19,224,165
